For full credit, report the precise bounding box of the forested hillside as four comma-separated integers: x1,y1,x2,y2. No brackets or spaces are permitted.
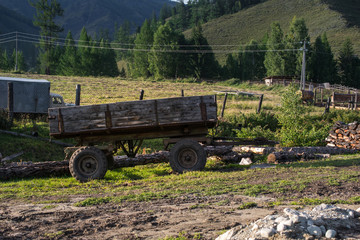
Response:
0,0,175,37
189,0,360,62
0,5,37,34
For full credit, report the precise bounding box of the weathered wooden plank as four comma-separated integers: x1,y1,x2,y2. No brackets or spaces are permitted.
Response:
49,95,217,137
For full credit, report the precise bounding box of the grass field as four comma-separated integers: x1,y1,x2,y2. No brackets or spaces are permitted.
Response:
1,74,360,239
1,154,359,206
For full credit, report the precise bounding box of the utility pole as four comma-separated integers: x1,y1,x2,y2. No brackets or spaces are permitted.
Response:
300,41,307,91
15,31,18,71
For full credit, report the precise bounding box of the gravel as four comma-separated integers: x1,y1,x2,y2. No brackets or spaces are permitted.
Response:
216,204,360,239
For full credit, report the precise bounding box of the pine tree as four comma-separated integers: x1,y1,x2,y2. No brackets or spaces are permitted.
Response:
283,17,309,77
9,49,27,72
0,49,9,71
224,53,239,79
308,33,337,83
189,23,218,79
239,39,266,80
113,21,132,60
131,20,154,77
98,39,119,77
78,27,93,76
338,38,360,87
29,0,64,75
149,23,181,78
264,22,285,76
58,31,79,76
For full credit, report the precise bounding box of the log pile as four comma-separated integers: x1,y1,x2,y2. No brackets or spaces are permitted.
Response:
326,121,360,149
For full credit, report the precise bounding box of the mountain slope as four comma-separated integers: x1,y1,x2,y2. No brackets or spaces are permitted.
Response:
0,0,175,38
0,5,38,34
187,0,360,63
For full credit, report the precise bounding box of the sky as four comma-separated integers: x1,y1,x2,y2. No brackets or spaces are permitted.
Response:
174,0,189,3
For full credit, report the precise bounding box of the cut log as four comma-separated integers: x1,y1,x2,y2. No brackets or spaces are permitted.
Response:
267,152,330,164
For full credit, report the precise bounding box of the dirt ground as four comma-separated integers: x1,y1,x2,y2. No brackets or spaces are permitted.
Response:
1,166,360,239
0,193,359,240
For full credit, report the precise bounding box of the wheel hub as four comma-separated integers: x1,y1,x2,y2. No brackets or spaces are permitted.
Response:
178,148,198,169
79,156,98,175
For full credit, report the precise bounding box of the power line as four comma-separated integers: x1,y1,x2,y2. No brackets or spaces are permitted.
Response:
0,31,303,48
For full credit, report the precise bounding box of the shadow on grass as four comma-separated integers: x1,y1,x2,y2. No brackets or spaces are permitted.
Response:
277,157,360,169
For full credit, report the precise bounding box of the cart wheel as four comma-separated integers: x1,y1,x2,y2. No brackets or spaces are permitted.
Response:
169,139,206,173
69,147,108,182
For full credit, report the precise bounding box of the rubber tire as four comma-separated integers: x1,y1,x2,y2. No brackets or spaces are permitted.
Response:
69,146,108,182
169,139,206,173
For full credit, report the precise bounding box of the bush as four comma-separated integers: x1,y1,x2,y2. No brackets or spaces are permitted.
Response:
276,84,332,147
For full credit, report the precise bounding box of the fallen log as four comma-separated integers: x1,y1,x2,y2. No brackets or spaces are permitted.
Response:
267,152,331,164
236,146,358,155
0,146,242,180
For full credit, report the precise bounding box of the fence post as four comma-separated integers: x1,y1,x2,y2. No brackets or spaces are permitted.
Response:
139,90,144,100
220,93,228,118
257,94,264,114
320,88,323,106
355,92,358,110
7,82,14,125
181,89,184,97
324,97,331,114
75,84,81,106
351,96,355,110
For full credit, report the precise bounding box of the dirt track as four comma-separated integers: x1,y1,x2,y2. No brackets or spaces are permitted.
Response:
0,195,282,239
1,194,360,239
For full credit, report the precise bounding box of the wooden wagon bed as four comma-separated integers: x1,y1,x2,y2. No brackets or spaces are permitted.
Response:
48,95,217,142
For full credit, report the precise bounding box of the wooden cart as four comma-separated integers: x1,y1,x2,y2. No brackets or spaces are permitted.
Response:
48,95,218,182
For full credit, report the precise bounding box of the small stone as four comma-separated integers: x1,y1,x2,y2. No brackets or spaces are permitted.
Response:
265,215,277,221
320,225,326,235
239,157,252,165
325,229,336,238
348,210,355,218
307,220,314,226
215,229,235,240
307,225,323,237
275,216,288,223
356,207,360,213
283,219,293,227
259,228,276,238
312,204,336,212
314,218,325,226
284,208,300,217
291,214,300,223
277,223,287,232
251,223,259,231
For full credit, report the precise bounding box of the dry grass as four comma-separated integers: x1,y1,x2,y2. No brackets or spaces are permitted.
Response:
2,73,283,116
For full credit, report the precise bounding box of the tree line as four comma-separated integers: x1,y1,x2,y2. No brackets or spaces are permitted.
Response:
224,17,360,87
0,0,359,89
